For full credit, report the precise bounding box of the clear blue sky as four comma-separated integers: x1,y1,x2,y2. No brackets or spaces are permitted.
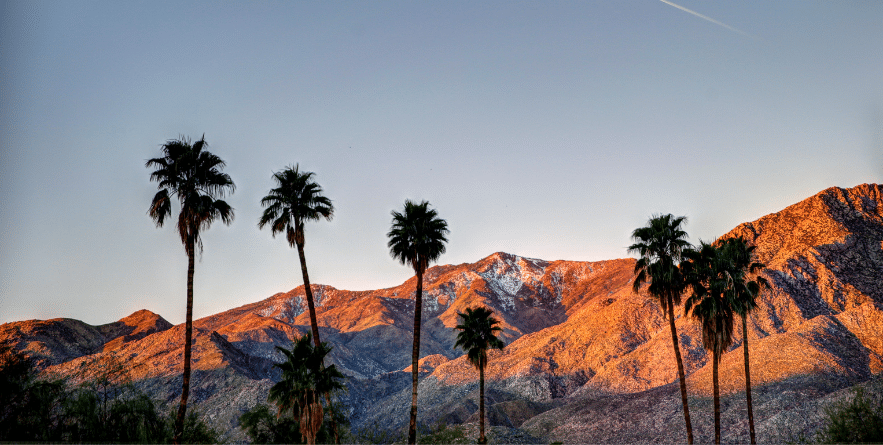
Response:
1,1,881,325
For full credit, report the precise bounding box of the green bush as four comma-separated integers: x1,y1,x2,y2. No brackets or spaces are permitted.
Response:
817,387,883,444
418,422,468,444
240,404,301,444
170,408,222,444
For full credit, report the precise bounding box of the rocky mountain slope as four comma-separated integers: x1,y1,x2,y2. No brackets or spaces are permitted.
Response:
1,183,881,443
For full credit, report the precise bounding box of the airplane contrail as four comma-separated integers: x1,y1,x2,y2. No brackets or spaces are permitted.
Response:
659,0,758,40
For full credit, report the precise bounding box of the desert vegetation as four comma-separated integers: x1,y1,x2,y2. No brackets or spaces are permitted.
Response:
0,343,218,443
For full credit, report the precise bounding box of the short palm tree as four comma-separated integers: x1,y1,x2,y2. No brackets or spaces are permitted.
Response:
455,306,505,445
269,333,345,445
720,236,768,445
258,165,334,346
683,241,735,445
387,200,449,445
628,214,694,444
146,135,234,444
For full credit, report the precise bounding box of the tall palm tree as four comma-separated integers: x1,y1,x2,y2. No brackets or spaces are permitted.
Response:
628,214,694,444
269,333,345,445
720,236,768,445
146,135,234,444
683,241,735,445
258,165,334,347
387,200,449,445
454,306,505,445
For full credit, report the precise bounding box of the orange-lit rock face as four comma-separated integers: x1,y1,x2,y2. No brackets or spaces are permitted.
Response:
1,183,881,443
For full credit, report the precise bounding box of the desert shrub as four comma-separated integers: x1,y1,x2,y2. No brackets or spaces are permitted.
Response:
241,401,349,444
816,387,883,444
240,403,302,444
418,421,468,444
168,408,222,444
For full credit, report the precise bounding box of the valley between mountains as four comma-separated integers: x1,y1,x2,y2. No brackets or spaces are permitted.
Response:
2,183,882,443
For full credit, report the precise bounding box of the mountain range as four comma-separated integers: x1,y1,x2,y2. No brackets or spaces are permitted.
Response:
2,183,881,443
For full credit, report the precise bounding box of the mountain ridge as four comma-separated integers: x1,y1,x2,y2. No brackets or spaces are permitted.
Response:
2,183,881,443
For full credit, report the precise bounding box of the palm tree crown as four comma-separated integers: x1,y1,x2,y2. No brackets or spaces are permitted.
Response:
258,165,333,248
628,213,691,312
455,307,505,370
387,200,449,275
683,241,736,357
146,135,235,254
720,237,768,319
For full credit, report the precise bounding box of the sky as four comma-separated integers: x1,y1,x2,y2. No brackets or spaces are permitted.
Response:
1,1,881,326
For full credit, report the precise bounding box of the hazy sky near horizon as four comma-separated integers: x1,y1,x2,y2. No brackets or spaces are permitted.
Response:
1,1,881,325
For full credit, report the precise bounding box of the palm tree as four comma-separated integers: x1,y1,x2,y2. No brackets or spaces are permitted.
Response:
720,236,768,445
683,241,735,445
258,165,334,346
269,333,345,445
146,135,234,444
454,306,505,445
387,200,449,445
628,214,694,444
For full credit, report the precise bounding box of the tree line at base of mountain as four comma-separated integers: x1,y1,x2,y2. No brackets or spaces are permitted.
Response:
0,343,218,443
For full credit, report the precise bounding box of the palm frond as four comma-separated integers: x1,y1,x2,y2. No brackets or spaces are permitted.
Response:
387,200,449,274
629,214,691,316
146,135,235,256
258,164,334,249
455,306,505,370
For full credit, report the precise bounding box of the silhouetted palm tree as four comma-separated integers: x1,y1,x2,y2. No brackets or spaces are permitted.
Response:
683,241,735,445
258,165,334,346
454,306,505,445
146,135,234,444
387,200,449,445
628,214,694,444
720,236,768,445
269,333,345,445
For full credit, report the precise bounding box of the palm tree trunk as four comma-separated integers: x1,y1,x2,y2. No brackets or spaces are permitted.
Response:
668,302,694,444
713,345,721,445
408,269,424,445
742,315,755,444
479,361,486,444
297,242,322,346
296,241,340,443
174,242,195,444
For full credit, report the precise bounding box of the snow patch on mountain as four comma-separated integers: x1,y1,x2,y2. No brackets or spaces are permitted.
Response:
477,254,550,312
424,285,456,313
